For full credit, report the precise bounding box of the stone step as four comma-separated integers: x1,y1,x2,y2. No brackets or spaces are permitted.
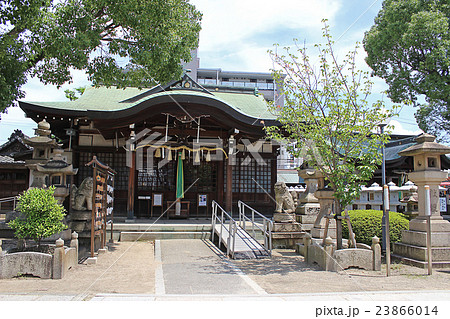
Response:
401,230,450,247
393,242,450,262
391,254,450,269
120,231,211,241
107,224,212,232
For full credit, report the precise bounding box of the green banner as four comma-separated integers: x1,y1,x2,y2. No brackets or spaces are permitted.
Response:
176,152,184,199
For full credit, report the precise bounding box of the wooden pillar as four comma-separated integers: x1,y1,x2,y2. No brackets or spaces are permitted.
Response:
127,148,136,220
270,153,277,208
226,156,233,213
217,160,224,205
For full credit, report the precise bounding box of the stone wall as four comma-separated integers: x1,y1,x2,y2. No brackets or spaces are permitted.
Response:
297,235,381,272
0,232,78,279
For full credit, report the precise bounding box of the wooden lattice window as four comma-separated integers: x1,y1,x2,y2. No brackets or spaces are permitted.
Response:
225,157,272,193
77,151,128,190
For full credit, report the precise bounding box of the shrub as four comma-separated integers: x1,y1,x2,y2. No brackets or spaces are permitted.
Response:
342,210,409,247
8,187,67,246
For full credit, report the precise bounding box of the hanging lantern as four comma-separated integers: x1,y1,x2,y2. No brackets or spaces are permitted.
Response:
206,150,211,162
181,148,186,160
155,147,161,158
194,150,200,164
167,149,173,161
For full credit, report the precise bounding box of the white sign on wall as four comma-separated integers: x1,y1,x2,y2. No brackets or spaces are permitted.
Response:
440,197,447,212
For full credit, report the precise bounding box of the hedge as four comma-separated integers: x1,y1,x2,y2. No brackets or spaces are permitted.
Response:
342,210,409,247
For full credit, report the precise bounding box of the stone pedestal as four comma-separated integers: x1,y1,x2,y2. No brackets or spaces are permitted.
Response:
393,134,450,268
296,169,321,232
273,212,296,223
271,222,306,249
311,189,336,239
68,210,100,256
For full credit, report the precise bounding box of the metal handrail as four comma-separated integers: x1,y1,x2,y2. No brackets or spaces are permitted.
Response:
0,196,18,211
237,200,273,256
211,200,237,258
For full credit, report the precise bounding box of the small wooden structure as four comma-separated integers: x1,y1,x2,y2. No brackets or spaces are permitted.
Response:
86,156,116,257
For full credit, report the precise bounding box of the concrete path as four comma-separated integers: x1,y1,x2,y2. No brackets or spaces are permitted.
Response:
155,239,267,295
1,238,450,305
0,290,449,301
90,290,450,301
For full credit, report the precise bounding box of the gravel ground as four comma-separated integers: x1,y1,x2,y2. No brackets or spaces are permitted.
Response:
0,240,449,297
0,241,155,300
234,249,450,294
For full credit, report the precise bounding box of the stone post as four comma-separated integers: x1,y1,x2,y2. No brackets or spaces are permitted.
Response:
17,239,25,250
323,236,335,271
303,233,312,262
371,236,381,271
296,168,321,232
312,189,336,239
53,238,65,279
70,231,79,260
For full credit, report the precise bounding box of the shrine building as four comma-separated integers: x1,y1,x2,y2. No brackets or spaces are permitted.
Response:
18,73,281,219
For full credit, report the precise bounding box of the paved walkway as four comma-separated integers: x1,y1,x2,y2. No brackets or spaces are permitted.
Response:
1,239,450,302
1,290,450,301
156,239,267,295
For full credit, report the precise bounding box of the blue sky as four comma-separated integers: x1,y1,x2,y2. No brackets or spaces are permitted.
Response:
0,0,422,144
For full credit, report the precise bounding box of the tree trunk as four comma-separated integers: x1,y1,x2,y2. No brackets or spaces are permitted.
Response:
335,199,343,250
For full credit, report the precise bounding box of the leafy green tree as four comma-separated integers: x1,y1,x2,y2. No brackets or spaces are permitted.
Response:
266,22,396,216
415,101,450,143
363,0,450,141
64,86,86,101
0,0,202,117
8,187,67,247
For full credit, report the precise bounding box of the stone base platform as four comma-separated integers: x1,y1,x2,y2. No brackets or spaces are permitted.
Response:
393,242,450,262
271,222,306,249
311,218,337,239
391,254,450,269
311,228,337,239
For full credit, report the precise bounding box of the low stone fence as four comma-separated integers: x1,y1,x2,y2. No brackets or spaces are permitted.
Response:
297,235,381,272
0,232,78,279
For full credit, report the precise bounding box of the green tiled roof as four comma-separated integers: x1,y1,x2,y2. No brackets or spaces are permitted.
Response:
27,86,276,120
214,92,276,120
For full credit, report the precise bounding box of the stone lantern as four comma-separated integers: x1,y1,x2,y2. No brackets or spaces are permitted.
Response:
400,185,419,220
311,171,336,240
24,120,78,204
296,167,321,232
35,148,78,204
393,133,450,267
24,119,61,188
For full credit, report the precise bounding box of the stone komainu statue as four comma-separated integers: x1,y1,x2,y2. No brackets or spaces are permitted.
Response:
274,181,296,214
71,177,93,211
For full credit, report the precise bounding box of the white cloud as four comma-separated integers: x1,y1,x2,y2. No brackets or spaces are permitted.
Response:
192,0,342,70
193,0,341,48
389,119,423,136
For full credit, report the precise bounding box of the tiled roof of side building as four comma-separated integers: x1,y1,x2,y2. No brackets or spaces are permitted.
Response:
24,86,277,120
0,155,25,164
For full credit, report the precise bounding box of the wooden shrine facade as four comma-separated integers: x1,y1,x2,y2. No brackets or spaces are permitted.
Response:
19,74,280,218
